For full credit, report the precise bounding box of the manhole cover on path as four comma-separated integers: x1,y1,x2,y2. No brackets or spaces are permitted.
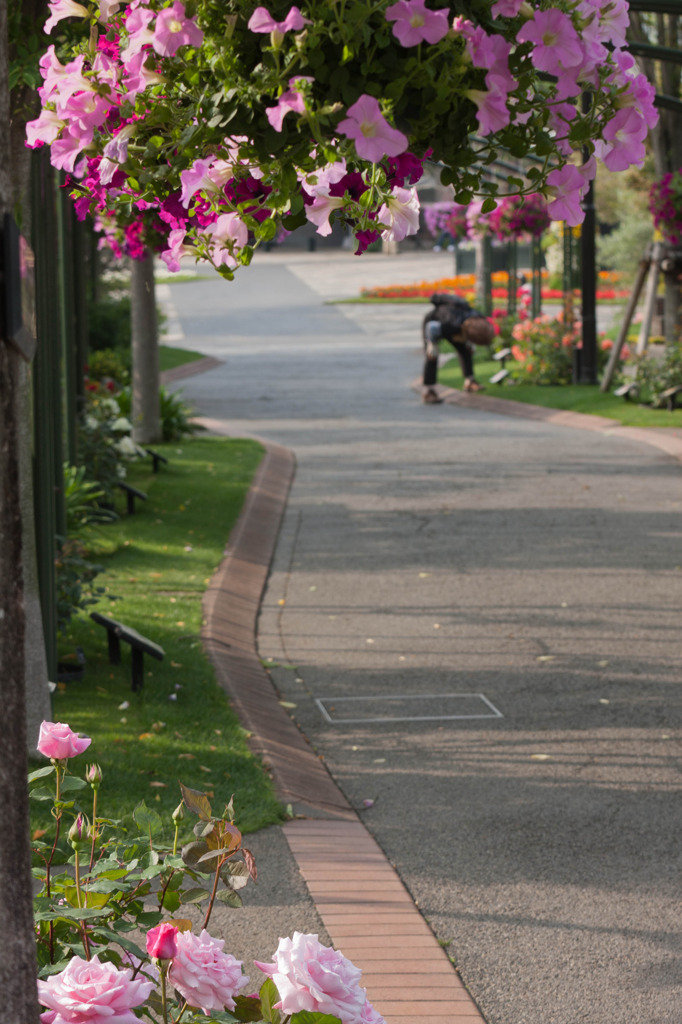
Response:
315,693,503,724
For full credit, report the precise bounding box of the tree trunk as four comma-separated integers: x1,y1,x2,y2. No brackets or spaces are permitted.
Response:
131,251,161,444
0,1,41,1017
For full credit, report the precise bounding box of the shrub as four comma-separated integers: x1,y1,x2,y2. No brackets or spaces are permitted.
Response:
633,345,682,406
54,538,106,635
88,295,132,352
85,348,130,387
63,463,118,535
503,314,614,386
117,385,203,442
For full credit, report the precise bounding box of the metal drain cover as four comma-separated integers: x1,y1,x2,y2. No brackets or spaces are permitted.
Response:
315,692,503,724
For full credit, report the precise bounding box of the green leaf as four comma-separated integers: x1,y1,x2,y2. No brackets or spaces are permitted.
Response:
220,860,250,891
180,783,213,821
214,886,242,908
91,928,147,961
259,978,282,1024
29,786,55,802
160,889,181,912
180,887,210,904
290,1014,343,1024
481,197,498,214
28,766,55,784
232,994,265,1021
133,801,164,836
181,840,211,873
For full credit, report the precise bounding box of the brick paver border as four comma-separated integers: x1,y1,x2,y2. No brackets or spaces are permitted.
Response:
201,437,487,1024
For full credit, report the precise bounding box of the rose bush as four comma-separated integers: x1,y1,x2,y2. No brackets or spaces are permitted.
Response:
31,721,390,1024
27,0,657,273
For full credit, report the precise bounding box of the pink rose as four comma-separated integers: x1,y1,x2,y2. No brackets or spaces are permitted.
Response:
146,922,178,960
255,932,367,1024
37,954,154,1024
168,929,249,1013
37,721,91,760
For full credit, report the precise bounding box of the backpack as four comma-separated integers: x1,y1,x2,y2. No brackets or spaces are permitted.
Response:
423,293,483,343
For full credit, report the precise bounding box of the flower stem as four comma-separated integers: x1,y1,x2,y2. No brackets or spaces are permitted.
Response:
88,789,98,873
202,856,225,931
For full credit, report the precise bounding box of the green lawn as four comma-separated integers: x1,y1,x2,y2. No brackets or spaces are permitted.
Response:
159,345,205,372
38,437,284,846
439,354,682,429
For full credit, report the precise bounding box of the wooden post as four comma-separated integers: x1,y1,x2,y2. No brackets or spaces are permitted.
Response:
636,238,662,355
600,248,651,392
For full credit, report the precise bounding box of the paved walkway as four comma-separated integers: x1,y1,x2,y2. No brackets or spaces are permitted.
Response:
162,250,682,1024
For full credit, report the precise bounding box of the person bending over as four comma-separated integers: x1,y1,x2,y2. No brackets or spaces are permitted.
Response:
421,293,494,404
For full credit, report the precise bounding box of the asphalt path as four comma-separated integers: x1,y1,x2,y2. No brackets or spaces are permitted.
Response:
163,250,682,1024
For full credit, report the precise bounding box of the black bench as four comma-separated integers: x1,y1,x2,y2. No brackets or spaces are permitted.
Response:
490,347,512,385
90,612,164,691
117,481,147,514
614,381,639,401
146,448,168,473
659,384,682,411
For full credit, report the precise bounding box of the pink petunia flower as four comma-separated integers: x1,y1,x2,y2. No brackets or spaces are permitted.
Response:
467,75,511,135
37,721,91,760
599,107,648,172
385,0,450,46
517,8,584,71
545,163,588,226
160,228,196,272
247,4,311,45
121,7,156,62
266,77,313,132
337,94,408,163
44,0,89,35
198,213,248,269
152,1,203,57
378,186,420,241
491,0,527,17
26,108,65,148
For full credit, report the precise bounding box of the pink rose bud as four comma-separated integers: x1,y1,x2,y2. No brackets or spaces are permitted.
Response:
146,922,178,961
37,721,91,761
68,813,88,851
86,764,103,789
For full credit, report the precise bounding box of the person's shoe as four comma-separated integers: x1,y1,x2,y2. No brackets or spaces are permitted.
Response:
422,388,444,404
463,379,485,393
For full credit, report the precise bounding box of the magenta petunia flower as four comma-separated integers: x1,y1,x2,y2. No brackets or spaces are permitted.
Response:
153,1,203,57
385,0,450,46
337,94,408,163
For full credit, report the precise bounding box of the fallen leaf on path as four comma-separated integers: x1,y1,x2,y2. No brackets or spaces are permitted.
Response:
530,754,552,761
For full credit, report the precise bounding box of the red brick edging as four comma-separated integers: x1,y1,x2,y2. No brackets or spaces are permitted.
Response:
201,439,488,1024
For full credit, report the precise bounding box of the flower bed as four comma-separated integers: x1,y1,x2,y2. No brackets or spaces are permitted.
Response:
32,720,388,1024
360,271,628,302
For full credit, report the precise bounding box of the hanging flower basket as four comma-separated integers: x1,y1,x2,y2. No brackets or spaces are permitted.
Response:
649,171,682,246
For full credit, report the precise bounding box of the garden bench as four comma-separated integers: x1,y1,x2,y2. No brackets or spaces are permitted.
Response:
90,611,164,691
659,384,682,411
146,448,168,473
614,381,639,401
490,347,512,385
117,480,147,514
